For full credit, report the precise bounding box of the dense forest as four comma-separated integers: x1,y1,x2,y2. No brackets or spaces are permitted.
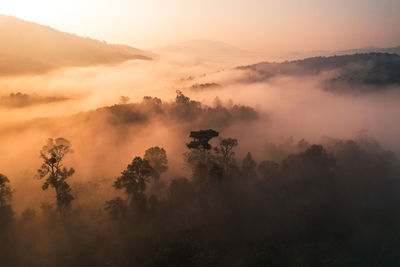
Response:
1,125,400,266
239,53,400,91
1,2,400,267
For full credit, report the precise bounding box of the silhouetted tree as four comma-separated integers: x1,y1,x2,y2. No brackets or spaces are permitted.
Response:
37,138,75,217
0,174,14,267
186,129,219,164
175,90,191,105
173,91,202,120
0,173,14,226
242,152,257,180
142,96,163,114
169,178,195,208
185,129,219,185
215,138,238,173
0,174,13,208
113,157,154,213
281,144,336,180
187,129,219,151
105,197,128,220
3,126,400,266
144,147,168,180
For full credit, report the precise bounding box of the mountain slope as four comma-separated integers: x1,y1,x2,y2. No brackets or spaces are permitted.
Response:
239,53,400,92
153,39,261,64
287,45,400,60
336,46,400,56
0,15,151,75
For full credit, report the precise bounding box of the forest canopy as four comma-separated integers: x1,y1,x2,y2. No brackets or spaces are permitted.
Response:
1,129,400,266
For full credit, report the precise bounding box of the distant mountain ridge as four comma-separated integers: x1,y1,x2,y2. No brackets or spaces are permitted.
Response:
287,45,400,60
0,15,151,75
156,40,246,55
153,39,261,63
239,53,400,92
337,46,400,55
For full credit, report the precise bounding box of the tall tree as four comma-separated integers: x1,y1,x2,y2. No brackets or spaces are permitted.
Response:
242,152,257,180
185,129,220,186
105,197,127,220
113,157,154,212
0,174,12,208
186,129,219,164
0,174,14,267
144,147,168,180
37,138,75,216
187,129,219,151
0,173,13,226
215,138,238,173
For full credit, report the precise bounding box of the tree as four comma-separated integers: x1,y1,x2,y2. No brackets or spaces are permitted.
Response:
215,138,238,173
113,157,154,212
105,197,128,220
0,174,14,267
0,174,12,208
0,173,14,226
173,91,202,120
169,178,195,208
281,144,336,180
37,138,75,216
242,152,257,180
144,147,168,180
187,129,219,151
175,90,191,105
185,129,219,184
186,129,219,164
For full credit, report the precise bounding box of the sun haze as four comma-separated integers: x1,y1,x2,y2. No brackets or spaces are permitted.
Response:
2,0,400,55
1,1,400,266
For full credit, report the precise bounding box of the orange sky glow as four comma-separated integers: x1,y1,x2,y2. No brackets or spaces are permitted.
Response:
1,0,400,56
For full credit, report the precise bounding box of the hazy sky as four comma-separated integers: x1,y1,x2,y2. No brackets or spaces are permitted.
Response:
2,0,400,54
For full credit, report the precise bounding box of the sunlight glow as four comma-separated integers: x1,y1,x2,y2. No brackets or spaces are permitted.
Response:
1,0,399,53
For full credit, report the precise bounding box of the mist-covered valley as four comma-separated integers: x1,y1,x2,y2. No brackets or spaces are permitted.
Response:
1,13,400,267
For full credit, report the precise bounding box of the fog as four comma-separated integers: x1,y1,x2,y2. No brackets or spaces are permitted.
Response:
1,54,400,210
1,53,400,266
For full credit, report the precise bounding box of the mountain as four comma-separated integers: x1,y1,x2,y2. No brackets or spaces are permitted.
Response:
287,45,400,60
156,40,245,55
239,53,400,92
154,39,260,64
0,15,151,76
333,46,400,57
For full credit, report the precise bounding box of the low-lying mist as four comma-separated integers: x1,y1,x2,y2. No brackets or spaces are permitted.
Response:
1,53,400,266
1,54,400,207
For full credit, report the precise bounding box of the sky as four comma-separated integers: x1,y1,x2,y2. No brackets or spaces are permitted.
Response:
1,0,400,54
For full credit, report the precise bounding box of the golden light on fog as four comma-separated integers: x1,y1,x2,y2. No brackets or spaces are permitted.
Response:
0,1,400,265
